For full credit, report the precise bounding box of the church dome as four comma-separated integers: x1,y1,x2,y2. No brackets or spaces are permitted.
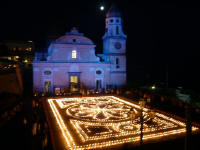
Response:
106,4,121,18
55,27,94,45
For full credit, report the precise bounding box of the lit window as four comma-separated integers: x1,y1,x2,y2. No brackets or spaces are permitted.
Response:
26,47,32,51
45,81,51,93
70,76,78,83
44,71,51,75
72,50,77,58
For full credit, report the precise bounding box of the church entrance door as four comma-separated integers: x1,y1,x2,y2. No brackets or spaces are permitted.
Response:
70,76,79,92
44,81,51,93
96,79,102,89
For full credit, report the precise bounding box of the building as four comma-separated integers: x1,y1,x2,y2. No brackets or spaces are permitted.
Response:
0,61,23,95
32,4,127,94
0,40,35,64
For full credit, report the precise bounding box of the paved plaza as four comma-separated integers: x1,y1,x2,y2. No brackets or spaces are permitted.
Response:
46,96,199,149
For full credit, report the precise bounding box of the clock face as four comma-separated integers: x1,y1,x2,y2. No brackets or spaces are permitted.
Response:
114,42,122,49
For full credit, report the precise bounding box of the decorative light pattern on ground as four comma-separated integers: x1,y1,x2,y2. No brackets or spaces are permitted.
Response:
48,96,199,150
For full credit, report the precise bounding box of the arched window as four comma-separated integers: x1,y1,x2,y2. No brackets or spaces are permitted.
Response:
116,58,120,68
116,58,119,65
96,70,102,75
72,50,77,58
110,29,113,35
44,71,51,75
116,26,119,35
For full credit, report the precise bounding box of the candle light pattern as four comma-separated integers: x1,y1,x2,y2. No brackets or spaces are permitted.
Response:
48,96,199,150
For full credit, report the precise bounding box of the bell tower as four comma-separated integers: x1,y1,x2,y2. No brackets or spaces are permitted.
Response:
102,4,127,87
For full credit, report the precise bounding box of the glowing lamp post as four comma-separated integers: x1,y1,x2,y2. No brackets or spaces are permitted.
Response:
139,98,146,149
151,85,156,90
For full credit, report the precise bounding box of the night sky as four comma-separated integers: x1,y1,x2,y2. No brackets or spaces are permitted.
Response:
0,0,200,90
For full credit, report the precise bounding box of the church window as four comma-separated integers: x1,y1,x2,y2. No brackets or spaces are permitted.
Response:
110,29,113,35
116,58,119,65
96,70,102,74
72,50,77,58
116,58,120,68
44,71,51,75
116,26,119,35
44,81,51,93
96,80,102,89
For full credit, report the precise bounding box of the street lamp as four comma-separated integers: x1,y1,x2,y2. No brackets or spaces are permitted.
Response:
139,98,146,149
151,85,156,90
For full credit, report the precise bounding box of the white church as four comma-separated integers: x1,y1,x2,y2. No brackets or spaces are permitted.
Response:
33,4,127,94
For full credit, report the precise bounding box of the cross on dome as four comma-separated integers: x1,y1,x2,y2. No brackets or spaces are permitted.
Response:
70,27,79,34
65,27,83,36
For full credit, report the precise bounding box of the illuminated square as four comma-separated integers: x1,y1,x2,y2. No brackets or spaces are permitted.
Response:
47,96,199,149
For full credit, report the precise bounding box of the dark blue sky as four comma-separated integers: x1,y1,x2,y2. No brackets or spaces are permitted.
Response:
0,0,200,90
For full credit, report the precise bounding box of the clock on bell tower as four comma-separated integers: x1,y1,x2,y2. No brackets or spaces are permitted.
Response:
114,42,122,49
101,3,127,87
102,4,127,54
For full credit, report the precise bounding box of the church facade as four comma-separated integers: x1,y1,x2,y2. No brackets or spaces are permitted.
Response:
32,5,127,93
